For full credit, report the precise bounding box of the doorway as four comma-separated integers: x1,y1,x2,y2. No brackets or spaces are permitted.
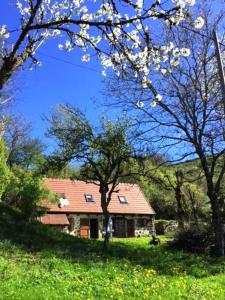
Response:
90,219,99,239
127,219,135,237
113,218,126,237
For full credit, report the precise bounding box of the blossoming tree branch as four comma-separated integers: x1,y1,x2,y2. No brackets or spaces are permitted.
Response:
0,0,204,101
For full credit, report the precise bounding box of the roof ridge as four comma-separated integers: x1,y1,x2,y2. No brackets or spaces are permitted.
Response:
44,178,139,186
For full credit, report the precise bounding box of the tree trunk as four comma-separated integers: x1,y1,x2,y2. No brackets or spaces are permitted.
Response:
0,57,17,90
103,212,110,252
175,186,185,232
210,196,224,256
187,187,199,225
99,185,110,252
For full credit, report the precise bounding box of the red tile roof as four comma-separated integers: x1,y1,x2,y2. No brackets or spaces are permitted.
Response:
39,213,69,225
42,179,155,215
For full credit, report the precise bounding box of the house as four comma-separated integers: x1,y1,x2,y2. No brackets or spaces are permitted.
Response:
40,179,155,238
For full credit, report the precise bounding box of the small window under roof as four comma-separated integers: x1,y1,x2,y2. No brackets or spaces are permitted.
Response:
118,196,127,204
85,194,94,202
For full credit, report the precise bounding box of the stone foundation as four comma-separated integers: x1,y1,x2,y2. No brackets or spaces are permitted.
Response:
50,214,155,238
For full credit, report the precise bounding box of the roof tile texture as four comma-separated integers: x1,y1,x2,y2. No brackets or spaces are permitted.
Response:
43,179,155,215
40,213,69,225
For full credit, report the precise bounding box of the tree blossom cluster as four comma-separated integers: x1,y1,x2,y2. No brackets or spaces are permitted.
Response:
0,0,204,101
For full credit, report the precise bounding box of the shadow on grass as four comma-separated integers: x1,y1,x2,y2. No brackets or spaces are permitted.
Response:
1,204,225,278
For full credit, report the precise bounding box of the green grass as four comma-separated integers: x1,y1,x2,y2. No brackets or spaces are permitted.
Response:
0,205,225,299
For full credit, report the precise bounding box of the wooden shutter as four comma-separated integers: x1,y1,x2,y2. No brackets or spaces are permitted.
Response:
80,218,89,238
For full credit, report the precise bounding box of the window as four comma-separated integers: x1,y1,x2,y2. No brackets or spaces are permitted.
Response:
85,194,94,202
118,196,127,204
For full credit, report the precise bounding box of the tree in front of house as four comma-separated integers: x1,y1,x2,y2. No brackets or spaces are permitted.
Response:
46,104,141,250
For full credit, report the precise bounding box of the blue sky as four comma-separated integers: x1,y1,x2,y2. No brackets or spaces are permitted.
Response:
1,1,109,149
1,0,224,154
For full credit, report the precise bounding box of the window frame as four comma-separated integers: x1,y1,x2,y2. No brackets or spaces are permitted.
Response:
118,196,128,204
85,194,94,202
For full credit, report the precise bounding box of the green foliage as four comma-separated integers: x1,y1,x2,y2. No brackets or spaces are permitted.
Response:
169,224,214,254
155,219,177,235
78,118,134,183
8,137,44,169
0,209,225,299
139,170,177,219
3,115,45,170
0,139,11,199
135,159,209,221
2,167,55,220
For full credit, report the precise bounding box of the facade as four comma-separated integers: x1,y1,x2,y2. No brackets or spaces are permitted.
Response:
40,179,155,238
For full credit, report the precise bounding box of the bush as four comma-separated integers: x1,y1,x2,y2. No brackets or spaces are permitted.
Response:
155,219,177,235
168,224,214,254
2,167,56,220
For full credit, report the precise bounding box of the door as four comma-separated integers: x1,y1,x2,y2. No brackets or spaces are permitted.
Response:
90,219,99,239
127,219,135,237
113,218,126,237
80,218,89,238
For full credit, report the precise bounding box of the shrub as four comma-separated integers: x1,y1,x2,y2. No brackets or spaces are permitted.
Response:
0,139,11,199
155,219,177,235
168,224,214,254
2,167,56,221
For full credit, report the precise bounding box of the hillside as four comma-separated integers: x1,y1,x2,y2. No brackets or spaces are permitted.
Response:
0,204,225,299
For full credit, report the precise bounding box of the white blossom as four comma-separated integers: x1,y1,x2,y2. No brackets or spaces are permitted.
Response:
136,100,144,108
102,69,107,76
186,0,195,6
81,54,90,62
0,0,200,101
170,59,179,67
150,101,157,107
194,17,205,29
181,48,190,57
0,25,9,39
156,94,162,101
53,29,61,36
65,40,72,51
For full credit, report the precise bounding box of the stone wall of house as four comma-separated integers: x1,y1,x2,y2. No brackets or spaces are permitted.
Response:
134,217,155,237
51,214,155,238
68,214,81,236
134,228,151,237
68,214,104,238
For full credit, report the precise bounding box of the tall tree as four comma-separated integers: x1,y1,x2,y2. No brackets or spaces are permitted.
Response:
46,104,141,250
3,115,44,169
104,9,225,255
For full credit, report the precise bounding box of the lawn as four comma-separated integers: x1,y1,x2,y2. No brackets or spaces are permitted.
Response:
0,207,225,299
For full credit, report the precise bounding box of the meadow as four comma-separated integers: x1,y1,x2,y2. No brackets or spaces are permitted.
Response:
0,207,225,300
